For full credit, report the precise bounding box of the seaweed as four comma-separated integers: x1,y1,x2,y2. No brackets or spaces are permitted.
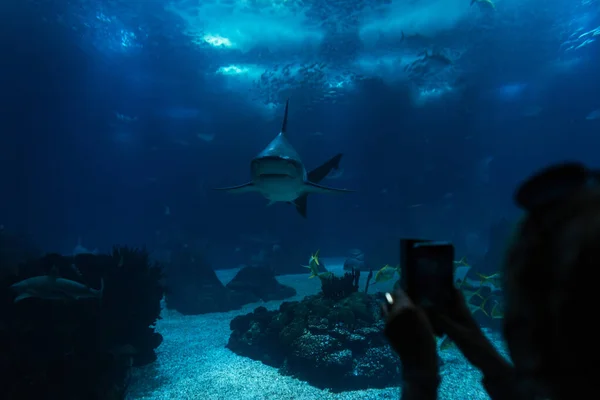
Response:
319,268,360,300
364,269,373,294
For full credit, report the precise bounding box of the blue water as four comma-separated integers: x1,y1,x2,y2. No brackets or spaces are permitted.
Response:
2,0,599,397
2,0,599,260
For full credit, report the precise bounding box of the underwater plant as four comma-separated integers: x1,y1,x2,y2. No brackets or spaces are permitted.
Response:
364,269,374,293
319,268,360,300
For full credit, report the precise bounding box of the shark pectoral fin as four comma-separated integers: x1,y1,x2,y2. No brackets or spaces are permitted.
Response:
14,293,33,303
294,194,308,218
213,182,256,194
266,200,276,207
303,182,354,195
307,153,343,183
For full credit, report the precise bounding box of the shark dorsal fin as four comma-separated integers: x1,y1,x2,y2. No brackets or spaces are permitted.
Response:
49,266,59,279
281,99,289,136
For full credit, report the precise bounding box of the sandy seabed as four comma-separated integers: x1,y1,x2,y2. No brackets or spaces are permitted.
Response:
127,264,499,400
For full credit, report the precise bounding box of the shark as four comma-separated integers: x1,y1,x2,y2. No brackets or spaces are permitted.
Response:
214,99,353,217
10,268,104,303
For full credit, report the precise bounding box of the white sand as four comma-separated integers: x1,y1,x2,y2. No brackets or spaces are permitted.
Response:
128,261,496,400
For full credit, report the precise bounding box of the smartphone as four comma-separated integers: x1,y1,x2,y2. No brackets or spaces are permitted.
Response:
400,239,455,307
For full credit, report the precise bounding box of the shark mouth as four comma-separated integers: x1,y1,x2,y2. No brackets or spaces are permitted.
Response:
259,173,293,178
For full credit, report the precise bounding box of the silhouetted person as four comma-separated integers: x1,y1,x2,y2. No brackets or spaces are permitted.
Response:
383,162,599,399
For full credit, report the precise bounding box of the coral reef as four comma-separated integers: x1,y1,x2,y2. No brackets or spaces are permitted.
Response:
0,247,164,399
227,291,403,391
319,268,360,300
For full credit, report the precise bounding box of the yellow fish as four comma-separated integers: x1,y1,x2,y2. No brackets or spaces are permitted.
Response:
310,250,320,266
453,257,471,288
453,256,470,267
317,271,334,280
490,300,504,319
476,272,503,288
374,264,400,283
302,250,321,278
438,336,455,351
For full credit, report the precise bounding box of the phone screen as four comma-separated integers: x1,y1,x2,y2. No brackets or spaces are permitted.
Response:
400,239,454,306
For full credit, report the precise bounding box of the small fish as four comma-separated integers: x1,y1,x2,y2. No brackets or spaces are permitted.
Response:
73,237,98,256
477,295,504,319
454,257,472,287
453,256,469,267
522,105,542,117
476,272,503,287
586,109,600,120
438,335,455,351
489,300,504,319
114,112,138,122
374,264,400,283
302,250,321,278
163,107,200,119
197,133,216,142
309,250,320,266
317,271,334,280
470,0,495,10
400,31,431,46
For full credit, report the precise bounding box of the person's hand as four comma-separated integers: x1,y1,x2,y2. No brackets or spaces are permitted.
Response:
435,287,480,331
431,288,512,378
382,288,438,375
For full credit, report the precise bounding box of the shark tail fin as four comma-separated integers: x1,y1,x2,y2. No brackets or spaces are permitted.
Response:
294,194,308,218
281,98,290,136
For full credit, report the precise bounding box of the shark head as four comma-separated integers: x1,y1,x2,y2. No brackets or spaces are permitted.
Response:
214,99,354,217
250,99,307,200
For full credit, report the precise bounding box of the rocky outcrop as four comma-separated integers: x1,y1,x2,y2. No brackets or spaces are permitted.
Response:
165,249,296,315
227,291,402,391
226,266,296,303
165,247,239,314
